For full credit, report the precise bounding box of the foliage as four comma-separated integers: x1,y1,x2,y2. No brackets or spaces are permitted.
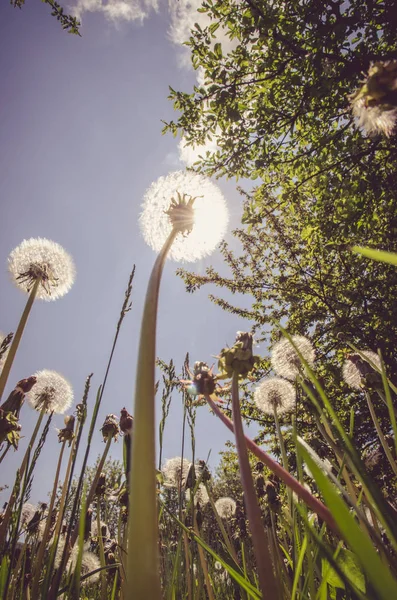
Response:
11,0,81,35
164,0,397,451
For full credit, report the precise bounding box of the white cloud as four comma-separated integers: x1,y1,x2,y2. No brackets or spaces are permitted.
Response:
72,0,158,22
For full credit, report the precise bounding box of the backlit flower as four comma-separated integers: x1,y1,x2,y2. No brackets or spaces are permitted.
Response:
162,456,191,488
271,335,315,380
27,369,73,414
214,497,236,519
139,171,228,262
254,378,296,415
8,237,75,300
342,351,381,390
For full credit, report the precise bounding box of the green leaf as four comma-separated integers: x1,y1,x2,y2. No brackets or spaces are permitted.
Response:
352,246,397,266
298,441,397,600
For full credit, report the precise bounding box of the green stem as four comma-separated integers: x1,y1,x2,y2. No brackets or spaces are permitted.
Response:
0,279,40,401
0,408,45,550
126,229,177,600
31,440,66,598
231,373,279,598
273,407,289,471
365,391,397,478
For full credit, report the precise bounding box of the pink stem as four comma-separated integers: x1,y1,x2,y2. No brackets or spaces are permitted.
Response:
205,394,337,533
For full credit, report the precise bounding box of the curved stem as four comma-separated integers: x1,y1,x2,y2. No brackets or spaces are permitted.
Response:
205,393,337,533
126,229,177,600
0,279,40,401
230,373,279,598
365,391,397,478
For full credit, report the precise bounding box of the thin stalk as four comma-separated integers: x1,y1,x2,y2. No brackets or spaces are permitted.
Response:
30,440,66,598
126,229,177,600
70,435,113,548
365,391,397,478
0,408,45,550
0,444,11,464
193,513,214,600
206,485,239,566
97,507,108,600
205,393,337,533
0,279,40,401
182,531,193,600
273,408,289,472
230,373,278,598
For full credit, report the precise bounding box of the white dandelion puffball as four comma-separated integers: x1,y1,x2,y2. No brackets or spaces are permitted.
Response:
8,237,75,301
352,97,397,137
254,378,296,415
162,456,192,488
342,351,381,390
186,484,209,507
214,497,236,519
271,335,315,380
27,369,73,414
78,551,101,586
139,171,229,262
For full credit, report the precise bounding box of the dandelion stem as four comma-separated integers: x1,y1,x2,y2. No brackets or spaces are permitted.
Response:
205,393,337,533
230,373,278,598
126,228,177,600
0,407,45,550
31,439,66,598
0,279,40,401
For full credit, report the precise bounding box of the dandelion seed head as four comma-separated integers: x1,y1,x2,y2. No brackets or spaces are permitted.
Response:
139,171,228,262
186,484,209,507
21,503,36,525
162,456,191,488
254,377,296,415
26,369,73,414
8,237,75,301
79,551,101,585
342,351,381,390
271,335,315,380
214,497,236,519
352,97,397,137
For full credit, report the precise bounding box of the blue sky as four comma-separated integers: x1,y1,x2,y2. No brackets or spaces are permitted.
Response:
0,1,259,504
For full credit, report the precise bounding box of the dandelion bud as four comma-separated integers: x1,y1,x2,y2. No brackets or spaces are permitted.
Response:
120,407,134,435
271,335,315,380
95,472,107,496
342,351,382,390
27,370,73,414
254,377,296,415
0,332,13,370
217,332,260,379
100,414,120,442
162,457,191,489
57,415,75,445
214,497,236,519
8,237,75,301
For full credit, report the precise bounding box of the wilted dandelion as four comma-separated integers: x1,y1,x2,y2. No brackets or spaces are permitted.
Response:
8,237,75,300
139,170,228,262
254,378,296,415
27,370,73,414
351,60,397,137
162,456,191,488
214,497,236,519
186,484,209,507
271,335,315,380
342,351,381,390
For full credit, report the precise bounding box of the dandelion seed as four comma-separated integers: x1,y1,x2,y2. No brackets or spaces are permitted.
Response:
254,377,296,415
139,171,229,262
162,456,191,488
186,484,209,507
350,60,397,137
342,351,381,390
78,551,101,585
271,335,315,380
214,497,236,519
26,370,73,414
8,237,75,301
